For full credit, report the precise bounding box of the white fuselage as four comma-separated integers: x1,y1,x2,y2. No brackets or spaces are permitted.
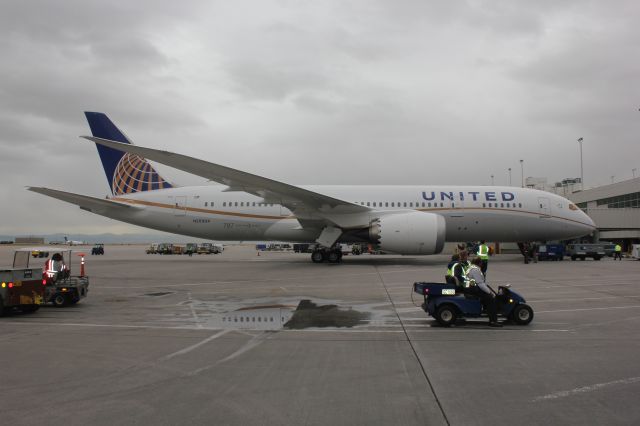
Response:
104,185,595,244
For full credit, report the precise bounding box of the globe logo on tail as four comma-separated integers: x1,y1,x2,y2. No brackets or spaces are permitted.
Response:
112,153,172,195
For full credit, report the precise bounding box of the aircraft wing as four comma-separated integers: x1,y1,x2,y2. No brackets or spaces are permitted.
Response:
28,187,142,215
82,136,370,218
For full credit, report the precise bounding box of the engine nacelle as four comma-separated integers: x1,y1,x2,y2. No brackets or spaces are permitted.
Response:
369,211,446,255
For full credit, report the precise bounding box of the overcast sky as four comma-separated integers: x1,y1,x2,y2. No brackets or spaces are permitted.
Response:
1,0,639,235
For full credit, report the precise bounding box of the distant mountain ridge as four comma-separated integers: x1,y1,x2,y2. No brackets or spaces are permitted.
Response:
1,233,220,244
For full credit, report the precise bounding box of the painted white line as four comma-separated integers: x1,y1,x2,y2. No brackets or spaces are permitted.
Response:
186,292,203,329
529,295,640,303
533,376,640,402
537,305,640,314
0,321,205,330
162,329,231,360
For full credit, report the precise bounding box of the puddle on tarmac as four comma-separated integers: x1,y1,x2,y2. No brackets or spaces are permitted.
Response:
284,300,370,329
163,297,393,331
144,292,175,297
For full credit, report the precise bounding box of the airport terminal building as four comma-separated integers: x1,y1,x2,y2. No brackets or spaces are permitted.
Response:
529,177,640,250
569,178,640,249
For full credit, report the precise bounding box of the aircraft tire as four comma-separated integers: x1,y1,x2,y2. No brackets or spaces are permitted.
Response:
311,250,325,263
327,250,341,263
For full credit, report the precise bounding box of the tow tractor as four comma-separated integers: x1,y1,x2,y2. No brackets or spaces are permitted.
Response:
0,266,44,316
413,282,534,327
13,248,89,307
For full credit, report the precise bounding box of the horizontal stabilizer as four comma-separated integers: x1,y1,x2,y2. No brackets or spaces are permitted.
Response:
27,187,141,215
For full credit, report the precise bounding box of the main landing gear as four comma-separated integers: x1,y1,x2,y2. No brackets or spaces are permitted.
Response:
311,247,343,263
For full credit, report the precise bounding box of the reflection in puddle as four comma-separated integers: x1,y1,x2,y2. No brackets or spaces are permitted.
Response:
221,305,296,330
168,297,382,331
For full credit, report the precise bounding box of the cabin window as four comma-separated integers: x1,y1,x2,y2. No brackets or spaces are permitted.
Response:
252,202,256,206
403,202,407,207
373,202,377,207
385,202,388,207
205,202,208,207
482,203,486,208
519,203,522,208
223,202,227,207
367,202,370,207
501,203,504,208
422,202,425,207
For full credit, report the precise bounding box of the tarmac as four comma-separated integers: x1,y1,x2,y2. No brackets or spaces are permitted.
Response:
1,244,639,426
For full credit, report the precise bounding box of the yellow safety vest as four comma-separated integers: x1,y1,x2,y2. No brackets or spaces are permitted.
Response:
478,244,489,260
615,245,622,252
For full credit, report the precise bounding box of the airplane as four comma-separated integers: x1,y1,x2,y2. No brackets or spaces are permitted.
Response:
29,112,596,263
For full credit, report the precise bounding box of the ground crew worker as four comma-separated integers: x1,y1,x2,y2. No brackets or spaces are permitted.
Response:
44,253,68,282
477,240,490,276
450,250,470,290
466,257,502,327
614,244,622,260
445,254,460,285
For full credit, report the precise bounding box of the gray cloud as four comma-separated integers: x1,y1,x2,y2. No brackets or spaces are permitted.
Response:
1,0,639,234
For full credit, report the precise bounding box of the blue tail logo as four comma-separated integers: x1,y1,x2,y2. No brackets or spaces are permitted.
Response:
84,112,173,195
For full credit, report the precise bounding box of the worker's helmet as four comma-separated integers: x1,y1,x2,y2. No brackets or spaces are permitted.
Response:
52,253,62,261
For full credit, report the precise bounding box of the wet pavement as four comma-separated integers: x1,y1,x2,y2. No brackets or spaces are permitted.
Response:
1,245,639,425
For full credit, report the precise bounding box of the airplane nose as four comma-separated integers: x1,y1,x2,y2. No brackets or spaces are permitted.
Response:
579,211,596,234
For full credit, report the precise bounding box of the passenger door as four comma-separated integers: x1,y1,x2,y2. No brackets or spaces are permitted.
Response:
538,197,551,217
174,196,187,216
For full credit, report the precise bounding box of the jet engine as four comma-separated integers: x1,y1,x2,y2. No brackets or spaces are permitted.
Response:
368,211,446,255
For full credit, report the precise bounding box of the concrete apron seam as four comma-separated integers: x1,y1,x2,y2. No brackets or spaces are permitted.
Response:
374,265,451,426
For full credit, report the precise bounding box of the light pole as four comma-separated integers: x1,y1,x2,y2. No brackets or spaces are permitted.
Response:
633,168,637,179
491,174,494,185
519,160,524,188
508,168,512,186
611,175,615,184
577,137,584,191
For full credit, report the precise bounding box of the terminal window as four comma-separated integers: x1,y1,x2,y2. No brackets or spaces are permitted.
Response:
596,192,640,208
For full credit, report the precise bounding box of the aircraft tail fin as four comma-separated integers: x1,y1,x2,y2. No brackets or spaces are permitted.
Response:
84,112,173,195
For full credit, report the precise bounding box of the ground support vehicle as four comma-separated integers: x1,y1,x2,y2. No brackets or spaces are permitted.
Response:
566,244,606,261
156,243,173,254
537,244,565,261
197,243,223,254
0,268,44,315
185,243,198,256
413,282,534,327
13,248,89,308
45,276,89,307
146,244,158,254
91,244,104,255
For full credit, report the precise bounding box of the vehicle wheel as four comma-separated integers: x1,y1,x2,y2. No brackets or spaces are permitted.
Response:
327,250,341,263
512,304,534,325
571,256,576,261
594,256,601,261
0,297,5,317
580,256,586,261
311,250,325,263
53,293,67,307
435,304,458,327
22,304,40,313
